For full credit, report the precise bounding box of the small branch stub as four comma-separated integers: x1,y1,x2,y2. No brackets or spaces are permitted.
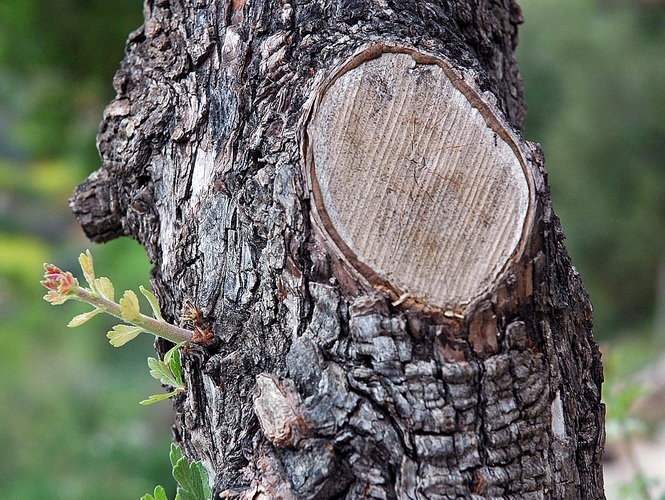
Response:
253,373,308,448
306,47,535,311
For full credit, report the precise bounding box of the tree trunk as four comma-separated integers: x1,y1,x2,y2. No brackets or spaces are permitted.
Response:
71,0,605,498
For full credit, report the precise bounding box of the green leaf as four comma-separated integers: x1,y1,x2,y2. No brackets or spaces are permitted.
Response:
172,455,211,500
147,357,182,389
95,276,114,301
178,460,212,500
140,285,163,321
67,308,101,327
173,458,212,500
167,445,211,500
163,343,185,388
154,486,169,500
78,249,95,290
119,289,140,322
169,347,184,387
107,324,143,347
143,348,186,405
170,443,184,468
139,389,182,405
164,341,187,365
141,485,169,500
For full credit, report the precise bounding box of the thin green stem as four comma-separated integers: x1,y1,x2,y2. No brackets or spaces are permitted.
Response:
74,287,194,344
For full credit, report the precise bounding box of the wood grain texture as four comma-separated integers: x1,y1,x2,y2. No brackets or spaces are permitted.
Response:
309,51,532,309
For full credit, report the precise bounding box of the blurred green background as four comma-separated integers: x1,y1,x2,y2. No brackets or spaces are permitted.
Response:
0,0,663,498
0,0,176,498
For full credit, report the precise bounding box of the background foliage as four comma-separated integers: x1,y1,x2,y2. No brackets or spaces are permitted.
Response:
518,0,665,340
0,0,663,498
0,0,177,498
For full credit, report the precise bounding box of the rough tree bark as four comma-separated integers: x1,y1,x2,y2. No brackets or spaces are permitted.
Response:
71,0,605,498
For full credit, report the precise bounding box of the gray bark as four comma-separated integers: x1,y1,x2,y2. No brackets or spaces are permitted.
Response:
70,0,605,498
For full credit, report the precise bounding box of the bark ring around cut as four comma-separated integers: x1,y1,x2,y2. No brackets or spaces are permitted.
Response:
305,46,535,311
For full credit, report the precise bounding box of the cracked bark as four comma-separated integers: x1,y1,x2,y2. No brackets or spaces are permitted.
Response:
70,0,605,498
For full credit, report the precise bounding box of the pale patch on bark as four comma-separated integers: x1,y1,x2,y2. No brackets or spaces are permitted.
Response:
551,390,567,440
191,148,217,198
